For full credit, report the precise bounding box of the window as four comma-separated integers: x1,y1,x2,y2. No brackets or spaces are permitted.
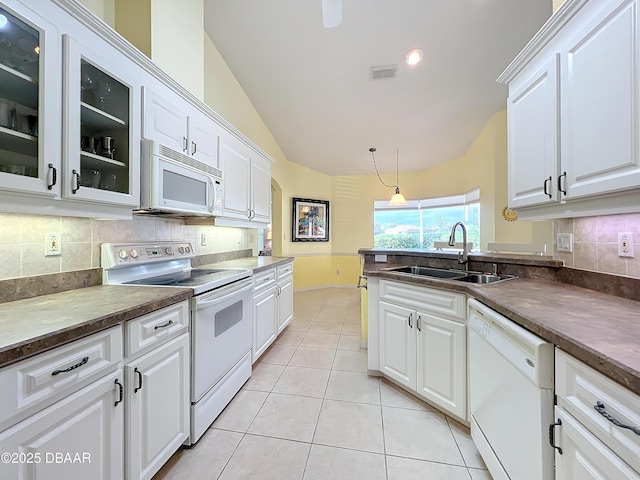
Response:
374,189,480,249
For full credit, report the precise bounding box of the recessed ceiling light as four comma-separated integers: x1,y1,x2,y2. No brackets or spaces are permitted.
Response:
406,48,423,66
0,14,8,30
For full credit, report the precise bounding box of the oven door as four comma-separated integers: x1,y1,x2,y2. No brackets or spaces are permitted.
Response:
148,155,215,215
191,277,253,402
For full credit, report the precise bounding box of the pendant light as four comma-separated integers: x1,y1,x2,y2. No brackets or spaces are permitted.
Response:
370,147,407,206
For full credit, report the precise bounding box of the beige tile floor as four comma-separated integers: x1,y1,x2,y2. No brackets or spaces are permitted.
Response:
154,287,492,480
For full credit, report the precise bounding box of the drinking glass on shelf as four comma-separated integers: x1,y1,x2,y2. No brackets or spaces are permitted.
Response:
100,173,117,191
80,70,94,103
96,80,111,105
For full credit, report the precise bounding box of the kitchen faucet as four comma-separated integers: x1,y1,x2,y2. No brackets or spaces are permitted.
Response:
448,222,468,271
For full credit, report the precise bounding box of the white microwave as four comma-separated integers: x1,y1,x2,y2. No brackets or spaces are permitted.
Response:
138,140,223,216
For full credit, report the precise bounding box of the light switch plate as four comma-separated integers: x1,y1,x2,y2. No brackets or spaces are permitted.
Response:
556,233,573,253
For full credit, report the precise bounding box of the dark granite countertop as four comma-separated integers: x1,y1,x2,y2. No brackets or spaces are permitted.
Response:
366,265,640,397
0,256,293,370
0,285,192,368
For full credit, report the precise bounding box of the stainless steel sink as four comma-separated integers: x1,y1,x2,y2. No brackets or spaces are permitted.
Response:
389,266,517,284
454,273,517,284
389,266,468,279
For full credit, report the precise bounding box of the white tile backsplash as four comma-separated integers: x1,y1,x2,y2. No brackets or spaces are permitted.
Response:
0,213,258,280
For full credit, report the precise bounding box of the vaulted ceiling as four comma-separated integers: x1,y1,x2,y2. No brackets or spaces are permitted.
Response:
204,0,551,176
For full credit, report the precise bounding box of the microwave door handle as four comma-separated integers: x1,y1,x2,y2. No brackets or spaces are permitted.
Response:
208,177,215,214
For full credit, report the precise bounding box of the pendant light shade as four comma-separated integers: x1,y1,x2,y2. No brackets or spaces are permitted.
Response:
369,147,408,206
389,187,407,206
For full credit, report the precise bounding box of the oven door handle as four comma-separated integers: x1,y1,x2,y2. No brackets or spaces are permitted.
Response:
195,283,253,310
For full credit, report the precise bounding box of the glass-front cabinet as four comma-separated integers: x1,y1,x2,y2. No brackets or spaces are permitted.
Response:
63,34,140,207
0,1,61,196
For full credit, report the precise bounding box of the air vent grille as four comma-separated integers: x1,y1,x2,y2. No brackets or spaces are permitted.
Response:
370,64,398,80
157,144,222,177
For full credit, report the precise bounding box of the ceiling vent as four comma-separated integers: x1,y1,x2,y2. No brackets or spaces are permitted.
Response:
370,64,397,80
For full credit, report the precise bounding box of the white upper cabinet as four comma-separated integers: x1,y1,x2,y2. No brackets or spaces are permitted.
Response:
0,0,62,197
507,54,559,209
63,34,141,207
561,0,640,199
501,0,640,219
142,82,222,168
219,131,272,225
141,85,188,154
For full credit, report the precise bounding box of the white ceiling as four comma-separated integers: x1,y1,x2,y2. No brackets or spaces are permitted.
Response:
203,0,551,176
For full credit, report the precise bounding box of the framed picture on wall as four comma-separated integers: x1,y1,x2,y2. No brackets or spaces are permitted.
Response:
292,197,329,242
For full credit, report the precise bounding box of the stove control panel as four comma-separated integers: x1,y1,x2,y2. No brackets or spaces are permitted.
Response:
101,242,195,268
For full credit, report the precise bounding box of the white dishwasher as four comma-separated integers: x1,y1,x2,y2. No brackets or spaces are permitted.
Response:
468,299,555,480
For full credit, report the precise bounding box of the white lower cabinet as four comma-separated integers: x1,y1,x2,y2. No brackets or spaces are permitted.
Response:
124,333,189,480
0,301,191,480
276,263,294,333
554,406,640,479
554,348,640,479
252,268,278,363
252,262,295,362
0,369,124,480
378,280,466,420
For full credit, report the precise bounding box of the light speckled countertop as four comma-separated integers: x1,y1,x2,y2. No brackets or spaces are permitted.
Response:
368,267,640,396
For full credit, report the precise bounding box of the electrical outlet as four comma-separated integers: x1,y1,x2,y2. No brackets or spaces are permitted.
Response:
374,254,388,263
200,233,207,246
45,233,61,256
618,232,634,257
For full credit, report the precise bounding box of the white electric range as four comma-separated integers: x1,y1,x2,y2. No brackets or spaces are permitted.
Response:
101,242,254,444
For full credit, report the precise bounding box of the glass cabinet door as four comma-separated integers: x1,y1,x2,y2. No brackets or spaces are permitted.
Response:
63,34,140,207
0,1,61,196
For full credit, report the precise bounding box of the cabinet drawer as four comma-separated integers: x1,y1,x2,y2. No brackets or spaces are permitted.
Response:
253,268,276,293
277,262,293,278
380,280,466,320
0,326,122,431
556,349,640,472
125,301,189,357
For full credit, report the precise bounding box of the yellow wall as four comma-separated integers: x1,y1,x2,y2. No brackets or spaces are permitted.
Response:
115,0,204,99
553,0,565,12
114,0,151,57
78,0,115,27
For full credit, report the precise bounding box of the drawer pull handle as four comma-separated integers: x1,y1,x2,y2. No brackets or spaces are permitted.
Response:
134,368,143,393
154,320,174,330
114,378,123,407
595,401,640,435
549,419,563,454
51,356,89,376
